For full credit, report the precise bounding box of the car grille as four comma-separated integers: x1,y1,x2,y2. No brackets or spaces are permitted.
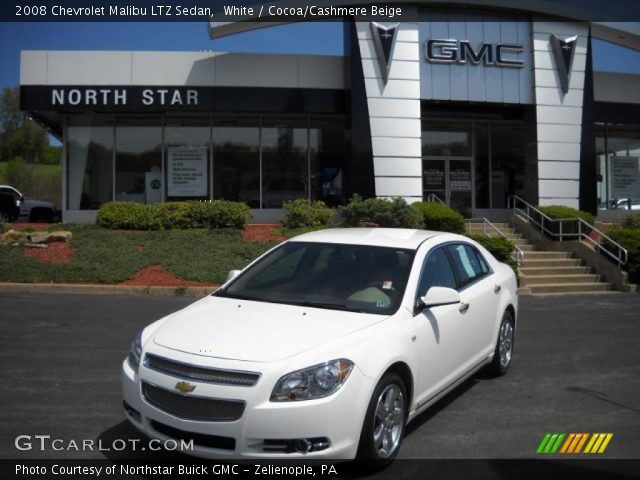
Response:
145,354,260,386
142,382,245,422
150,420,236,451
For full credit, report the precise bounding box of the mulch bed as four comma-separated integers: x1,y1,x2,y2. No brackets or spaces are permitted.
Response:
10,223,51,232
120,265,218,287
243,224,286,243
22,242,74,264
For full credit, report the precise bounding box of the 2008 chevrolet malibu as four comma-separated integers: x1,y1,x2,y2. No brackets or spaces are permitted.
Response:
122,228,518,462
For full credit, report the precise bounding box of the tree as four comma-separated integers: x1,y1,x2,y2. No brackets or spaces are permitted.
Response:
0,87,48,163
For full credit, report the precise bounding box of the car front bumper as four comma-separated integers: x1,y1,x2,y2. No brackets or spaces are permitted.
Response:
121,353,371,460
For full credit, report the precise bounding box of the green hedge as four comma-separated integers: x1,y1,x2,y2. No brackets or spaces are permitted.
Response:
536,205,595,236
281,199,334,229
411,201,465,234
339,195,422,229
467,233,518,277
605,228,640,284
622,213,640,230
96,200,250,230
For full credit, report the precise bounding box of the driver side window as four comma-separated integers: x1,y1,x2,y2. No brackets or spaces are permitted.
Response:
417,247,457,296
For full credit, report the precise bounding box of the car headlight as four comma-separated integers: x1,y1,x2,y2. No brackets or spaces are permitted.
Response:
270,359,353,402
127,331,143,372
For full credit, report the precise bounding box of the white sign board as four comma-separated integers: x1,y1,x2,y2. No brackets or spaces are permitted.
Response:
167,147,207,197
611,156,640,199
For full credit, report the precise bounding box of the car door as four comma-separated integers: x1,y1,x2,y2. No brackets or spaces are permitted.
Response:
444,243,499,367
412,246,470,407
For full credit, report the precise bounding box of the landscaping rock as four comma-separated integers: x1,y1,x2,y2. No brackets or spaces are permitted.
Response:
24,242,48,249
0,229,26,243
26,230,73,244
27,232,50,244
47,231,73,242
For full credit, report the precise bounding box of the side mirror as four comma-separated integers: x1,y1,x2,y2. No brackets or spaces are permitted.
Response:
417,287,461,311
226,269,242,283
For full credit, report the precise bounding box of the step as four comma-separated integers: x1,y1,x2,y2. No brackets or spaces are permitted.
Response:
510,238,532,246
516,244,535,252
520,258,583,268
528,283,611,295
522,251,572,259
519,266,592,276
467,226,515,235
520,274,601,286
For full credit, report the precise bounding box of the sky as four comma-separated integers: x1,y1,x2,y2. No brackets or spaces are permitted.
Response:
1,21,640,91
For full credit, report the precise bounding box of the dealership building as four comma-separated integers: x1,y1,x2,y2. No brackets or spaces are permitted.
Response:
19,1,640,223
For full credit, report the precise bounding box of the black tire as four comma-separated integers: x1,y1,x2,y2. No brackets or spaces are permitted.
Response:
29,207,53,223
357,372,407,466
0,211,9,223
486,309,515,377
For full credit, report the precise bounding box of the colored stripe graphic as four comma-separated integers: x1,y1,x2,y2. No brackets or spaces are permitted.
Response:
539,433,613,454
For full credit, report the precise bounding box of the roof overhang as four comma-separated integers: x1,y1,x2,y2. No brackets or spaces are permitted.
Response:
208,0,640,51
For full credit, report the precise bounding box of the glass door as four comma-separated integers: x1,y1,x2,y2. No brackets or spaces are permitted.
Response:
422,156,473,216
448,158,473,217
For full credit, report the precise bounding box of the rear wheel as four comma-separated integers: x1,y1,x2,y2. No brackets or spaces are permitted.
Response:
486,310,515,376
357,372,407,465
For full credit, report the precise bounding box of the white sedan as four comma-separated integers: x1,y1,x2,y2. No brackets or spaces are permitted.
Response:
122,228,517,462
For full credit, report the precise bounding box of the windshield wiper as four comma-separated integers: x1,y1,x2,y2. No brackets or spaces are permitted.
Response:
295,301,365,313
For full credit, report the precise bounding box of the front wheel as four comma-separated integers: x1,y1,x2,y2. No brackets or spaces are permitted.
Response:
486,310,515,376
357,372,407,464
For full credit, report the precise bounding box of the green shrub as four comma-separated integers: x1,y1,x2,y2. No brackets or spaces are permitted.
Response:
467,233,518,277
96,202,158,230
189,200,250,229
604,228,640,284
339,195,422,229
411,201,465,234
96,200,250,230
281,199,334,229
622,213,640,230
536,205,595,237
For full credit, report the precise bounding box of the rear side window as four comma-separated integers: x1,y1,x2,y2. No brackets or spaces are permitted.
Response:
445,244,489,288
417,247,457,295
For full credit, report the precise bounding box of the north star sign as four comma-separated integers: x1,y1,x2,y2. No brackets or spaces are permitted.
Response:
50,88,199,106
425,39,524,68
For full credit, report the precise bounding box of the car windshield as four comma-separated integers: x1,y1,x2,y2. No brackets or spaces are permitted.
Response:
215,241,415,315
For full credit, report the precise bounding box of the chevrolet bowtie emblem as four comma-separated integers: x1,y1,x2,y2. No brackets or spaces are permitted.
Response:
175,381,196,393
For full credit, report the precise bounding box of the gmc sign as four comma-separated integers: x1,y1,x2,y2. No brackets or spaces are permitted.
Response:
425,39,524,68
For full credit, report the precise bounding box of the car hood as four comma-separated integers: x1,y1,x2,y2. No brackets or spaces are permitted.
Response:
152,295,386,362
24,198,55,208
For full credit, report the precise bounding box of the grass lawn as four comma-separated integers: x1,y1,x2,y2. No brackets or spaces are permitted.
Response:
0,162,61,184
0,225,276,284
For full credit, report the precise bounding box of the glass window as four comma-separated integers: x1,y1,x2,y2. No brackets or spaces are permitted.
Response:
446,244,487,288
422,121,472,156
212,118,260,207
115,118,162,204
67,117,114,210
490,123,525,208
165,117,210,201
261,117,309,208
475,123,490,209
217,242,415,315
309,117,348,206
417,248,457,296
597,125,640,211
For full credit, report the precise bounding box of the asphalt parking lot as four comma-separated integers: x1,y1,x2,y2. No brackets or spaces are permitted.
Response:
0,292,639,463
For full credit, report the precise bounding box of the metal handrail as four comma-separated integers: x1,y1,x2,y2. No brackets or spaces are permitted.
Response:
507,194,628,268
425,193,446,205
466,217,524,267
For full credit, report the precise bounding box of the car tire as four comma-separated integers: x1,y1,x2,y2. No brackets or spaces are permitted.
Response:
357,372,407,466
486,309,515,377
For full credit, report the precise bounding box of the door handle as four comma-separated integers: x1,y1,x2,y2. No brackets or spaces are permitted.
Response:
459,302,470,313
494,284,501,293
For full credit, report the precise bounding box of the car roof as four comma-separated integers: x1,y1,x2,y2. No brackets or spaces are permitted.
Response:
289,228,445,250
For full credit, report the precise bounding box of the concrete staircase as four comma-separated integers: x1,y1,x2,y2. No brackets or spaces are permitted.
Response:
468,222,612,295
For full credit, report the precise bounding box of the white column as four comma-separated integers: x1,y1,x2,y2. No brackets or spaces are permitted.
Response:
356,22,422,204
532,20,589,209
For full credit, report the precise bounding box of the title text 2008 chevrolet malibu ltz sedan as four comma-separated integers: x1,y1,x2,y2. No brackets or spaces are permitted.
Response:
122,228,517,462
